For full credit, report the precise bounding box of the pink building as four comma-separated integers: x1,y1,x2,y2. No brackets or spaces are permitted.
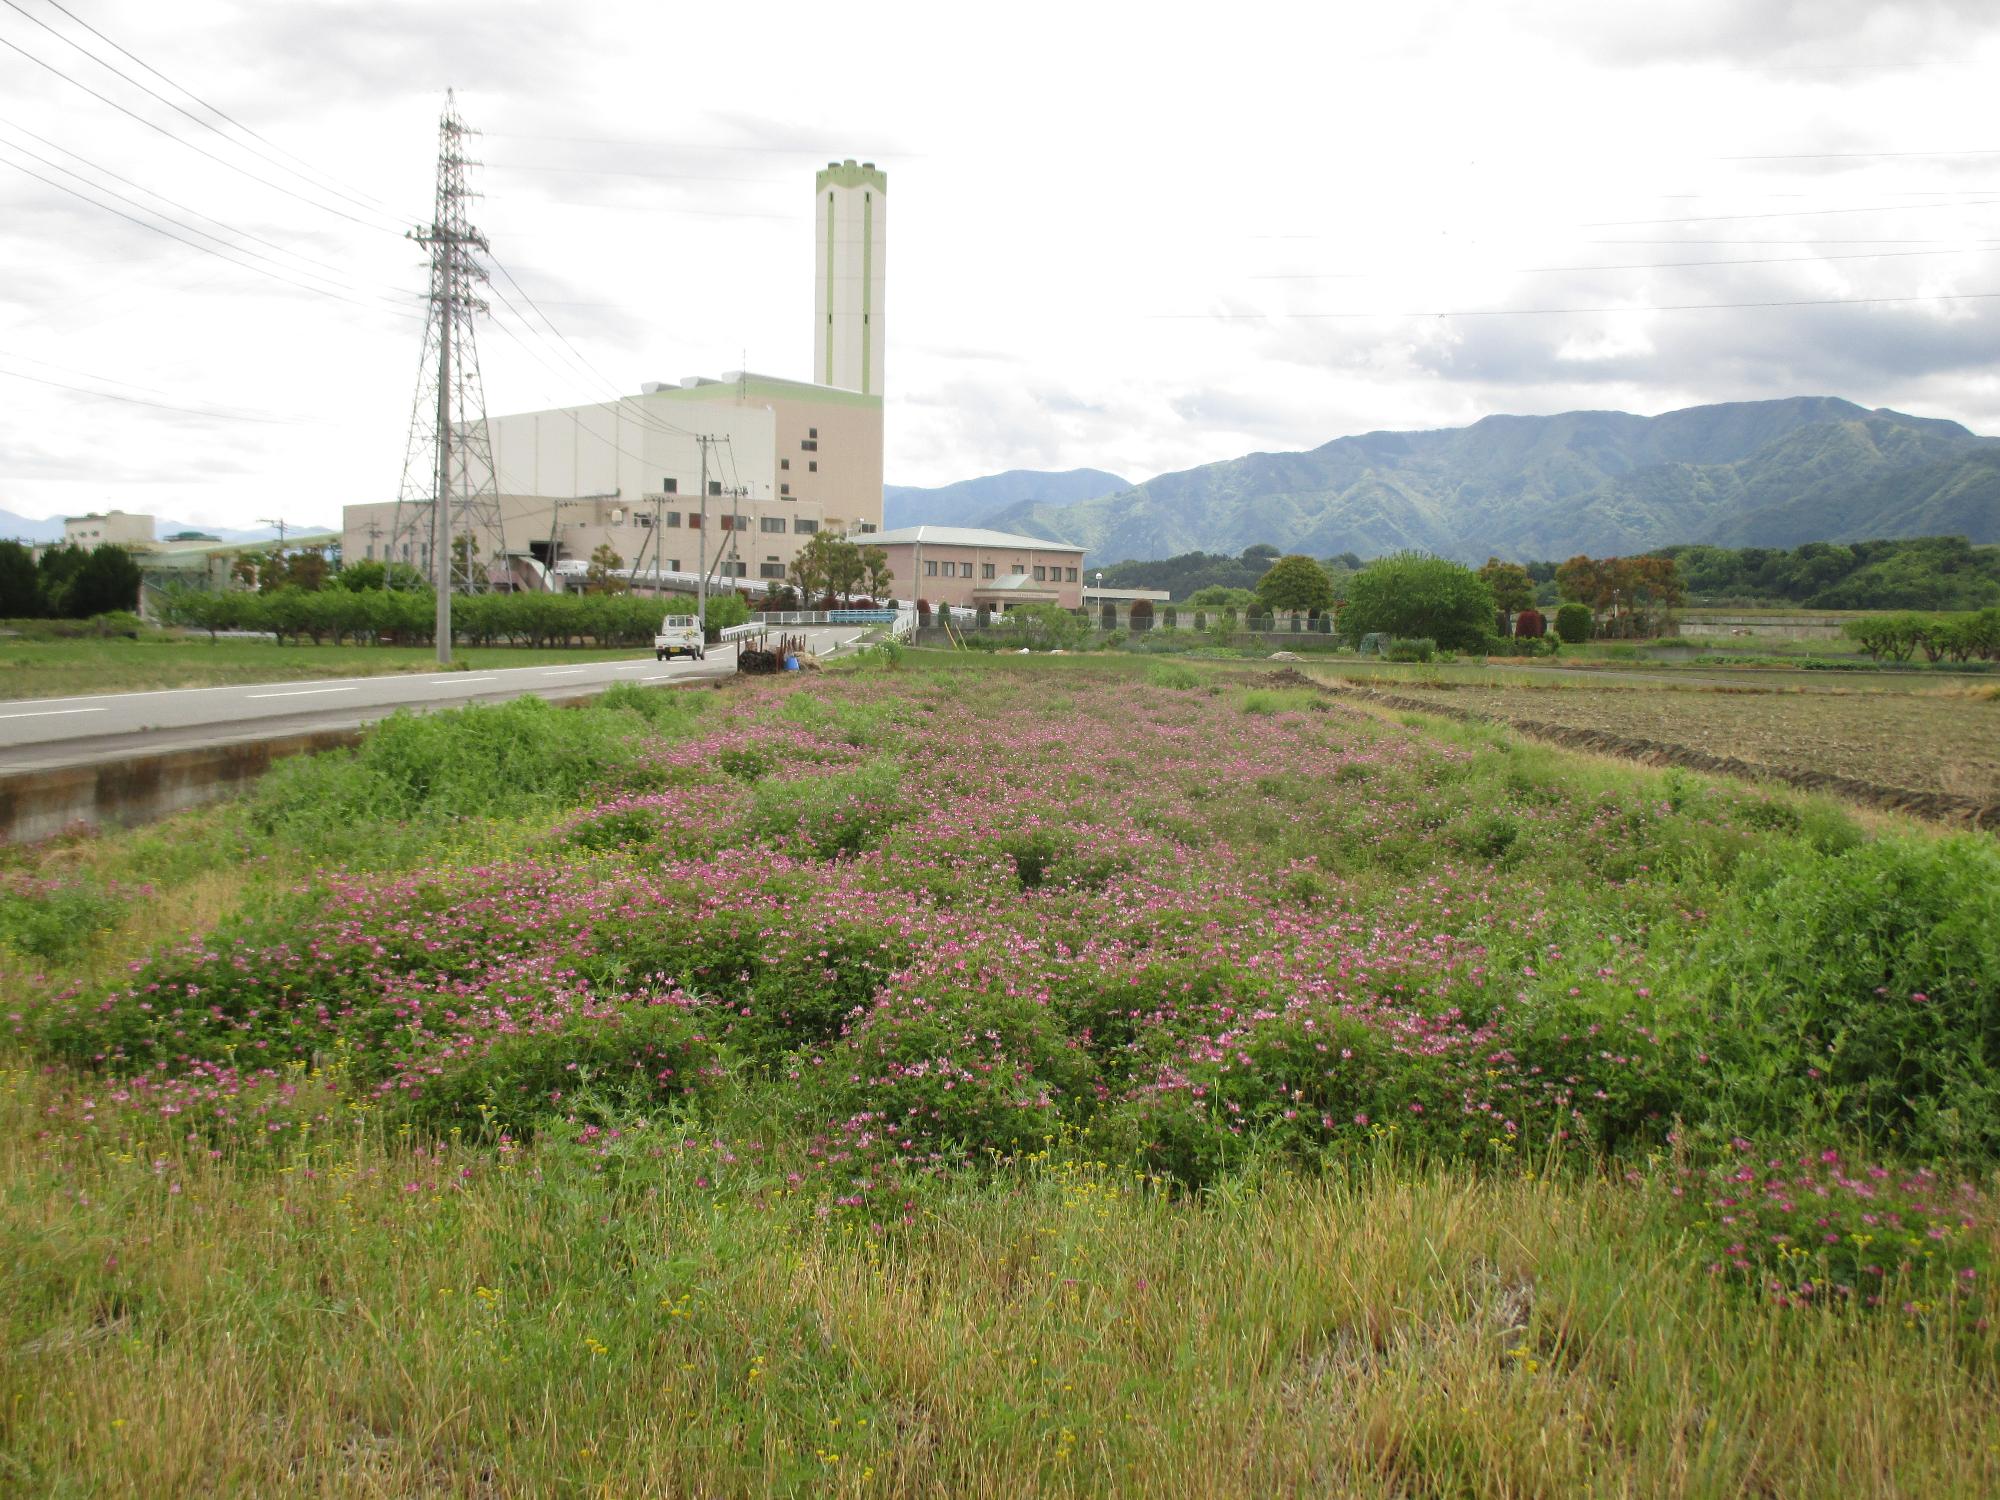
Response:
867,525,1085,612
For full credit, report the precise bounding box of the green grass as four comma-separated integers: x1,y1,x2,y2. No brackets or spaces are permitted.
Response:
2,658,1996,1497
0,635,649,701
4,1086,1995,1498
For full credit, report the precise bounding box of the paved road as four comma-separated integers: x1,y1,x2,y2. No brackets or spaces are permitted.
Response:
0,625,868,774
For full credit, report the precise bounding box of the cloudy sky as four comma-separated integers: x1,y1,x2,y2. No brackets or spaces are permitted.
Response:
3,0,1998,531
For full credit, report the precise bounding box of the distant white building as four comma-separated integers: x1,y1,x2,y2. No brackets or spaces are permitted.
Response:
64,509,154,548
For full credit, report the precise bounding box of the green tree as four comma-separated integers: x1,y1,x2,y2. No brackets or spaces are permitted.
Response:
1478,557,1535,623
1554,602,1593,644
860,545,894,602
1254,554,1335,614
585,543,626,594
37,544,88,613
791,532,863,602
0,539,41,617
63,545,143,618
287,548,330,592
1340,553,1496,652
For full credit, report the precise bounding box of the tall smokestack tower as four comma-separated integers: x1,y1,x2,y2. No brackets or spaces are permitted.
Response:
813,159,887,396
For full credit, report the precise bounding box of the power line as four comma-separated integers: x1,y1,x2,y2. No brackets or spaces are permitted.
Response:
485,129,915,157
0,363,301,422
1153,289,2000,321
485,161,792,186
0,148,422,318
34,0,403,216
0,112,356,278
0,133,407,303
484,252,706,439
0,28,400,233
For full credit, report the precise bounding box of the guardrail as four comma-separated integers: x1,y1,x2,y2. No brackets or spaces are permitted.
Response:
752,609,899,626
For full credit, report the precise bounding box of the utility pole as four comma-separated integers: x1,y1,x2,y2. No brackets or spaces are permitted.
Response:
259,517,289,549
696,436,713,632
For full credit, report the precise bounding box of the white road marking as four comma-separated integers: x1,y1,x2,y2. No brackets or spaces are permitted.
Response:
615,661,657,671
244,685,363,700
429,675,498,685
0,705,107,720
539,668,588,677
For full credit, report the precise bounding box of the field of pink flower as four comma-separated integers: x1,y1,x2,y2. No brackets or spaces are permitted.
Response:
4,655,1998,1495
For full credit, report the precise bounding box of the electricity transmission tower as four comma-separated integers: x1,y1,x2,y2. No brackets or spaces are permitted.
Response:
390,91,505,661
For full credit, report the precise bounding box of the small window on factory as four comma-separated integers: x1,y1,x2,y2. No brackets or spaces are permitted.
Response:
781,458,790,471
858,522,876,533
781,483,791,496
708,480,722,496
794,518,818,534
661,478,677,494
665,512,681,527
809,427,817,439
960,563,973,578
981,563,995,580
801,439,817,452
760,562,787,579
761,517,786,533
808,461,817,473
1034,566,1047,582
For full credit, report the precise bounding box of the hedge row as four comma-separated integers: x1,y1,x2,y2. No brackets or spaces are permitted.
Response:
158,586,751,647
1842,609,2000,664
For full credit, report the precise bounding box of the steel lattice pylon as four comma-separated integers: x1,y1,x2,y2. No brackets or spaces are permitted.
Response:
389,91,505,593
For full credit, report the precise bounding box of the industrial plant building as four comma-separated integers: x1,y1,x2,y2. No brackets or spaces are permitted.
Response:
342,159,888,591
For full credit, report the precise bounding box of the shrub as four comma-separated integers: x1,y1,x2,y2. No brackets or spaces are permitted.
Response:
1385,637,1435,663
400,1003,721,1137
1695,836,2000,1156
745,758,910,858
1515,606,1545,638
249,695,678,857
0,876,128,961
1554,603,1593,643
1340,554,1496,652
1145,661,1200,690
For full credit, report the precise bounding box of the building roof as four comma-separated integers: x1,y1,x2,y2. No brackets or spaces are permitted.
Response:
867,525,1082,554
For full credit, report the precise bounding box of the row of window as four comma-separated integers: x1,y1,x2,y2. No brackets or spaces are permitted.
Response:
639,512,820,534
922,560,1081,583
780,459,819,473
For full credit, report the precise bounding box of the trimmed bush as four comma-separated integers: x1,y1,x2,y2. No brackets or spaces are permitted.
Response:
1554,603,1592,643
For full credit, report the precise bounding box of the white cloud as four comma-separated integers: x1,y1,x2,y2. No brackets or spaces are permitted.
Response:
2,0,1997,528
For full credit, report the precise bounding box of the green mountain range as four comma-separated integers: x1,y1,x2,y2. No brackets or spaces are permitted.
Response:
882,468,1127,532
973,398,1999,563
